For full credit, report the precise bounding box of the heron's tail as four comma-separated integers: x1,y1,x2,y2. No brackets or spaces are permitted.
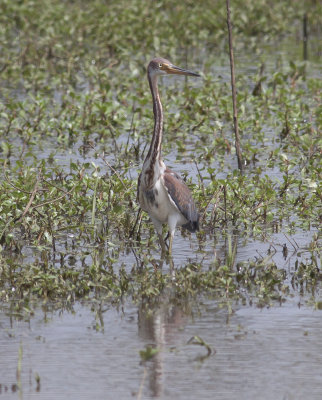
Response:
182,218,199,233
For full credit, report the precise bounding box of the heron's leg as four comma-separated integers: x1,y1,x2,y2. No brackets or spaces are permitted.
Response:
151,217,166,257
167,215,178,257
168,234,173,256
158,233,167,256
166,233,175,269
167,216,177,258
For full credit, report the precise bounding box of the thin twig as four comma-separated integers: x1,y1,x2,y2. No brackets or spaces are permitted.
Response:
3,170,46,195
223,184,227,223
13,175,41,222
193,159,205,195
87,142,126,189
30,186,75,210
137,366,147,400
226,0,243,172
283,233,298,251
199,186,223,224
303,13,308,61
0,174,42,242
42,178,73,195
129,208,142,239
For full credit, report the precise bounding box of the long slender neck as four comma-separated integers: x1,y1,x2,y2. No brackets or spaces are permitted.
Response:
145,73,163,165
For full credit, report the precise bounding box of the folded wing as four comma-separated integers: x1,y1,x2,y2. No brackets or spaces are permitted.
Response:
163,168,199,232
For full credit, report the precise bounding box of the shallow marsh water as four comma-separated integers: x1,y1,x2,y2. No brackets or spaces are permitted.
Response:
0,11,321,400
1,301,322,400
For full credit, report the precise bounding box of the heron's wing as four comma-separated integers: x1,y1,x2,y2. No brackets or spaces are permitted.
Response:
163,168,199,232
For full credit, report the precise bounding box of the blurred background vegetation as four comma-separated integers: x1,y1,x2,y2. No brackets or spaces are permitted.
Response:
0,0,321,83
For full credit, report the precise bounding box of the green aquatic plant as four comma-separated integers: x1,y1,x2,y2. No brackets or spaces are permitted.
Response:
0,0,321,315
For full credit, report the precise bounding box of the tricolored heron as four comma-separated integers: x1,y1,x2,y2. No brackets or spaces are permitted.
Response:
138,57,200,256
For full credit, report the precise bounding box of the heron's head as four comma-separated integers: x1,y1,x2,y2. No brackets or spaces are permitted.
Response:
147,57,200,78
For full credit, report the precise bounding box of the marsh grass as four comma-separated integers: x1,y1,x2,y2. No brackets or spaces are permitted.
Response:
0,0,321,314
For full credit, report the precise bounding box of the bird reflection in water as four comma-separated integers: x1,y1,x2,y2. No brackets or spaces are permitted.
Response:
138,300,188,397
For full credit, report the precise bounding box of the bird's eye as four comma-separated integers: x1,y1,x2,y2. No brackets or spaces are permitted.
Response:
158,63,163,68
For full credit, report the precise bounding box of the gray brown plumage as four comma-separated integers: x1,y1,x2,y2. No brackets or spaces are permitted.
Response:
137,57,200,255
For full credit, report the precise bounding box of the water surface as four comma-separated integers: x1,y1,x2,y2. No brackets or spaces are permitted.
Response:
1,300,322,399
0,27,321,400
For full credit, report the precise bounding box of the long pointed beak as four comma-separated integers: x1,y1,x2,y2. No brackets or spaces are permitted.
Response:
165,64,200,77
